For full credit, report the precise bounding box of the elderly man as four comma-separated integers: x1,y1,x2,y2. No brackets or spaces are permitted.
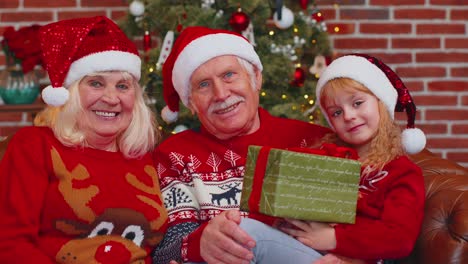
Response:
153,26,330,264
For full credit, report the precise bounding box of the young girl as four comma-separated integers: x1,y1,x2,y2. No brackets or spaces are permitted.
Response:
278,54,426,263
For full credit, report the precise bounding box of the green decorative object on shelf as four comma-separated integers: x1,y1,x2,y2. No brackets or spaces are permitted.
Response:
0,65,40,104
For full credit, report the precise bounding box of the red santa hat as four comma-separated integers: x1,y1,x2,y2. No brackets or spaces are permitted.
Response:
316,54,426,154
161,26,263,123
39,16,141,106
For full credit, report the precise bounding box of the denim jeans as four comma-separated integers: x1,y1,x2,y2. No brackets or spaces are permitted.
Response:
240,218,322,264
187,218,322,264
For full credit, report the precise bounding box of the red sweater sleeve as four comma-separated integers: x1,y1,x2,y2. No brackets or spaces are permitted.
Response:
330,158,425,260
184,222,208,262
0,128,54,263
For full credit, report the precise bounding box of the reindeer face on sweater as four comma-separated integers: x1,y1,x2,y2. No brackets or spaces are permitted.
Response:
49,147,167,264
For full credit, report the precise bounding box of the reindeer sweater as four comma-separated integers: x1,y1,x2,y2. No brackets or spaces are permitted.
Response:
0,126,168,264
153,108,331,263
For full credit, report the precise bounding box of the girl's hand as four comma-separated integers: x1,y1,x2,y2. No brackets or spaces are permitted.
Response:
279,218,337,250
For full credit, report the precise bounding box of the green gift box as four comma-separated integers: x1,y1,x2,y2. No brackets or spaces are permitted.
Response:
240,145,361,224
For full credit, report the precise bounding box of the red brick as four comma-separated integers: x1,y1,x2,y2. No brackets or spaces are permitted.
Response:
24,0,76,7
111,10,128,20
0,0,19,8
416,52,468,63
340,8,389,20
428,81,468,92
58,11,107,20
417,24,466,34
320,8,337,20
412,95,458,106
416,124,448,134
426,137,468,149
0,54,5,67
371,0,424,4
453,124,468,134
0,112,22,121
445,38,468,49
326,23,355,35
426,109,468,121
451,10,468,20
361,23,412,34
81,0,126,7
451,67,468,77
431,0,468,5
461,95,468,106
0,126,24,137
405,81,425,92
370,53,412,64
333,38,387,49
394,8,446,19
392,38,440,49
395,111,422,123
0,12,53,22
317,0,365,5
396,67,446,78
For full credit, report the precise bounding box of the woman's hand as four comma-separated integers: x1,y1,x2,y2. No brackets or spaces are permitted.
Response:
279,218,337,251
200,210,255,264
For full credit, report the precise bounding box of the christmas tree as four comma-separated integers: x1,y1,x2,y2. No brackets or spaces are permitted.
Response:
121,0,332,134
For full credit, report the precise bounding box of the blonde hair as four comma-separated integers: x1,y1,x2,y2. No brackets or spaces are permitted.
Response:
319,78,404,170
35,71,160,159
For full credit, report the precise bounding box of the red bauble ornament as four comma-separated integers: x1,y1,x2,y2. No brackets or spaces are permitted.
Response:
291,67,306,87
176,23,183,32
229,9,250,32
299,0,309,10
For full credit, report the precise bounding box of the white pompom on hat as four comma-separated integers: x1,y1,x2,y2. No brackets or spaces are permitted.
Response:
39,16,141,106
316,54,426,154
161,26,263,123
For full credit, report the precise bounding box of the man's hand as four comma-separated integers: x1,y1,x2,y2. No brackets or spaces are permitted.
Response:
200,210,255,264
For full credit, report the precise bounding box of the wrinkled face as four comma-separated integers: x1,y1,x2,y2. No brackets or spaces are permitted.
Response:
78,72,135,143
189,55,262,140
324,88,380,153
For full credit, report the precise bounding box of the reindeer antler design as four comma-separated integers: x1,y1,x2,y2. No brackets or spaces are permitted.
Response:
51,147,99,223
126,165,168,231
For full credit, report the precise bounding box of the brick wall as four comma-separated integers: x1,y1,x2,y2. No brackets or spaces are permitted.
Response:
0,0,467,166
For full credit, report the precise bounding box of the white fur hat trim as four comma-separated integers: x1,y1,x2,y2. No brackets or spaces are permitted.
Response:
161,105,178,124
402,127,426,154
41,85,70,106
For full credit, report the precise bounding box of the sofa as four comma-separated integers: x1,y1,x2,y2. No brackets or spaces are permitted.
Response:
401,149,467,264
0,136,467,263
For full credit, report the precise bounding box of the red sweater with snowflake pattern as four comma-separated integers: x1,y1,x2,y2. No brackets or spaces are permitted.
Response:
154,108,331,262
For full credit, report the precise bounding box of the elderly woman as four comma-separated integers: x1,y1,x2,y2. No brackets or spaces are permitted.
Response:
0,16,167,263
